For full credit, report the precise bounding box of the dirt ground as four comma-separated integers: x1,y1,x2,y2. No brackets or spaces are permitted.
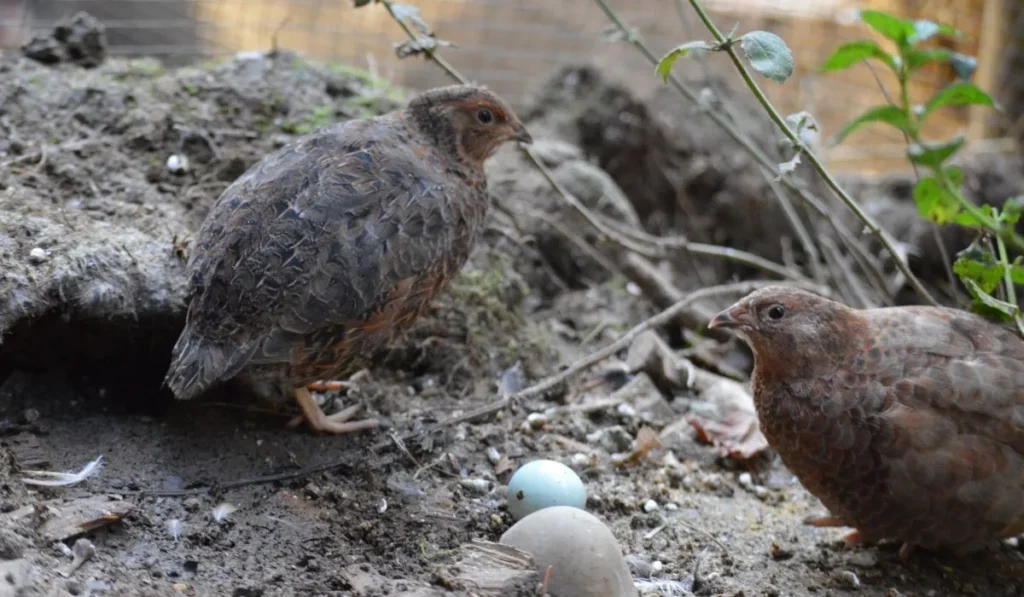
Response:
3,16,1024,597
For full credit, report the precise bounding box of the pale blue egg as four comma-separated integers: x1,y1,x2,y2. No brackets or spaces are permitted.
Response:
507,459,586,521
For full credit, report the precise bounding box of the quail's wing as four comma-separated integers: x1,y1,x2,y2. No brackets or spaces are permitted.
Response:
848,306,1024,534
184,119,460,369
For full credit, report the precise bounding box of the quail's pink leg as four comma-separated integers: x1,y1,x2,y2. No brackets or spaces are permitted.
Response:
306,380,352,392
803,515,868,547
803,514,847,528
292,387,379,434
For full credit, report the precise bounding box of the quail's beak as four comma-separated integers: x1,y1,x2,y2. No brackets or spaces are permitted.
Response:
511,122,533,144
708,304,752,331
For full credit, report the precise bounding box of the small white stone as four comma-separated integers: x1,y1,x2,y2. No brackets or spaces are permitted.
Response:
526,412,548,429
616,403,637,418
28,247,47,264
650,560,664,574
486,447,501,465
664,502,678,511
835,570,860,588
166,154,189,174
847,552,877,568
459,478,491,494
737,472,753,488
570,453,591,468
643,499,659,513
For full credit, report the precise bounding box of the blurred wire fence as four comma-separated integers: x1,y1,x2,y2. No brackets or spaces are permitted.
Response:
0,0,1019,172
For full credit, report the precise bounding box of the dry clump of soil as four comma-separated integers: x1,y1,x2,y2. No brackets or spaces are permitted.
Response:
2,23,1024,597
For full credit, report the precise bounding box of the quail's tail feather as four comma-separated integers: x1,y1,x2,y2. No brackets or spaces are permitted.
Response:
164,331,257,400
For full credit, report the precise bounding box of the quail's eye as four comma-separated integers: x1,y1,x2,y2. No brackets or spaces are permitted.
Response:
767,305,786,320
476,108,494,124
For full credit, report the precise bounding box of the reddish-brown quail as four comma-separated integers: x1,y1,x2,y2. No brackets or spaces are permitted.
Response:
708,285,1024,557
165,85,532,434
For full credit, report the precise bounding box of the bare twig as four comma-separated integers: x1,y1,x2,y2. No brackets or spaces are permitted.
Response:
129,281,800,497
592,0,920,304
378,0,811,285
523,149,811,282
682,0,935,305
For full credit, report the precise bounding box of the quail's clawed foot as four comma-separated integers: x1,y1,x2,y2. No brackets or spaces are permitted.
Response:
803,514,872,549
306,380,352,393
291,387,379,434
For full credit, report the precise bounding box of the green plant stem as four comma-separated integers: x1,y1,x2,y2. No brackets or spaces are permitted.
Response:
995,233,1024,335
685,0,937,306
593,0,894,303
895,65,1022,251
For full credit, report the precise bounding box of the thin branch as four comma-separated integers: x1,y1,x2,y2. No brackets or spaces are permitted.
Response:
683,0,936,306
379,0,813,284
862,58,959,296
131,281,800,497
592,0,891,299
523,148,814,283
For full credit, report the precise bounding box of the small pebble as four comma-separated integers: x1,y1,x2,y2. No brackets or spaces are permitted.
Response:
571,453,592,468
459,478,491,494
166,154,189,174
183,497,201,513
834,570,860,588
28,247,47,264
643,499,659,513
650,560,663,574
847,551,877,568
485,447,501,465
526,412,548,429
616,403,637,418
737,472,753,488
507,459,586,521
753,485,769,499
664,502,678,511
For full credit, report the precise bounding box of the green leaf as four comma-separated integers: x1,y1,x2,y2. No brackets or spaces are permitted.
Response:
962,278,1019,321
656,41,713,82
907,136,964,169
914,174,962,225
1010,263,1024,285
950,53,978,79
904,48,951,70
909,19,961,44
819,40,895,72
1003,196,1024,226
859,10,915,47
832,105,909,144
922,82,994,118
953,254,1004,294
953,205,991,227
738,31,794,83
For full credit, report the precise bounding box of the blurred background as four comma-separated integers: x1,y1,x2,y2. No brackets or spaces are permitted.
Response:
0,0,1020,173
